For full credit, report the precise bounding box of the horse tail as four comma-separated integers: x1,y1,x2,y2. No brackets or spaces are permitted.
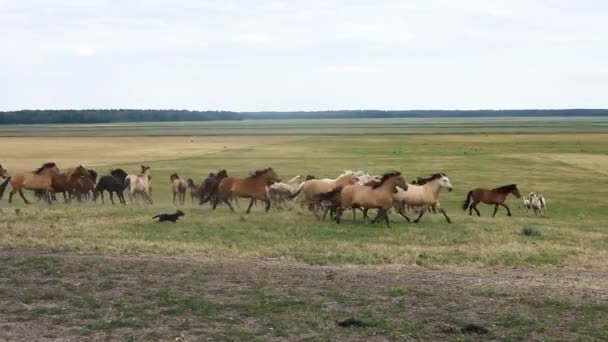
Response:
0,177,10,200
152,214,160,219
318,186,343,202
461,190,473,211
123,177,130,191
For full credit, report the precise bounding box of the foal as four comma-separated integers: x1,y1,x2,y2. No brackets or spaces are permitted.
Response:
170,173,188,205
462,184,521,217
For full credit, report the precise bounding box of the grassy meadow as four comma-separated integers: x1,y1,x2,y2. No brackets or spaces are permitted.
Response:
1,121,607,340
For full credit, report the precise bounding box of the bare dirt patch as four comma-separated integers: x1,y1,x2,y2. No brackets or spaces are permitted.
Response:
1,250,606,341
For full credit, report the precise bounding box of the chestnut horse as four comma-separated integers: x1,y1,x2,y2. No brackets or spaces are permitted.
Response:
216,168,280,213
462,184,521,217
49,165,91,203
4,162,59,204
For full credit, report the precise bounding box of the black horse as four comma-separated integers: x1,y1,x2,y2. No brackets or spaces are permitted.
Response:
94,169,128,205
199,170,228,206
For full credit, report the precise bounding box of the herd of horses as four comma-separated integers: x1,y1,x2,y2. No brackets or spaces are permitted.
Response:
0,162,544,227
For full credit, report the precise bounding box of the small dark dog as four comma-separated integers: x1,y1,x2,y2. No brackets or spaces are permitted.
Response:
152,210,184,223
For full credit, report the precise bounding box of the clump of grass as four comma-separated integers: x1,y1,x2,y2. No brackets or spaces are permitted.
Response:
522,224,542,237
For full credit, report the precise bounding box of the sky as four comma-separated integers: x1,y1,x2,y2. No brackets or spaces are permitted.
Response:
1,0,607,111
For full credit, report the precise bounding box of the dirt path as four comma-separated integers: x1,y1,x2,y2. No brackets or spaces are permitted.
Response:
1,250,606,341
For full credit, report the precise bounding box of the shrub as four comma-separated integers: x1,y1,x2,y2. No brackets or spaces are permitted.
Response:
522,224,542,237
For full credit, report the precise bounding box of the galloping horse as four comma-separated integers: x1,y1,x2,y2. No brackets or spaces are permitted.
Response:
95,169,128,205
298,172,358,218
216,168,281,213
266,175,306,210
170,173,188,205
462,184,521,217
393,173,454,223
336,171,407,227
202,170,228,206
125,165,153,204
2,162,60,204
48,165,91,203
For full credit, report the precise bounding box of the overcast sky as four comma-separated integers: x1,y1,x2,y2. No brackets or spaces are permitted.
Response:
1,0,607,111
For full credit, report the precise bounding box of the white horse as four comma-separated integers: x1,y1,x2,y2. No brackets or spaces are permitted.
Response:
393,173,454,223
266,175,306,210
125,165,153,204
524,192,547,216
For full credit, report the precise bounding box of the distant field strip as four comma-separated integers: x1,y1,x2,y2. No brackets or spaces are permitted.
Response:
0,117,607,136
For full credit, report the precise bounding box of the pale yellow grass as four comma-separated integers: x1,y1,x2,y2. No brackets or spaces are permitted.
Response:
0,136,299,170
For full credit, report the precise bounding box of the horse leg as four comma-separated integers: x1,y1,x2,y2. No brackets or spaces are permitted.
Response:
413,208,426,223
173,192,176,205
8,190,15,203
439,208,452,224
501,203,512,216
224,199,235,212
363,208,369,223
45,191,53,205
397,208,411,222
352,208,357,222
265,199,271,212
383,209,391,228
109,192,115,205
118,191,126,205
492,204,499,217
99,191,105,204
245,198,255,214
18,190,31,204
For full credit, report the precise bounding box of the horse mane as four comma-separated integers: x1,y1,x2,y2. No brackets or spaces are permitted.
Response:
33,162,56,174
305,175,315,181
415,173,446,185
247,168,273,179
493,184,517,193
216,169,227,177
372,171,401,189
170,173,179,180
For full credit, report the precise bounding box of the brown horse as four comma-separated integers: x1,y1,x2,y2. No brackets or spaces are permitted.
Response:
4,162,59,204
48,165,91,203
336,171,407,227
73,177,95,201
170,173,188,205
462,184,521,217
216,168,281,213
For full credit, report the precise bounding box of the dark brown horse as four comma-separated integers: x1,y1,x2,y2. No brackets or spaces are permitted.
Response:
462,184,521,217
215,168,280,213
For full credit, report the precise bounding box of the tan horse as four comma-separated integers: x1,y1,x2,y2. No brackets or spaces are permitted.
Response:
296,173,358,218
170,173,188,205
0,164,10,200
336,171,407,227
216,168,281,213
3,162,60,204
125,165,153,204
393,173,454,223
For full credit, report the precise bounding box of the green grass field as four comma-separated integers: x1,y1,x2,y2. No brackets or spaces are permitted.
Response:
0,120,607,341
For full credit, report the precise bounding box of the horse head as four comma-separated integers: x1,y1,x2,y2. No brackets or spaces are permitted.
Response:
0,165,8,178
73,165,91,178
511,185,522,198
170,173,179,182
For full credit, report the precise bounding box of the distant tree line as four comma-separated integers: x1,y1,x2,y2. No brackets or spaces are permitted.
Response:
1,109,607,125
243,109,608,119
0,109,243,124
